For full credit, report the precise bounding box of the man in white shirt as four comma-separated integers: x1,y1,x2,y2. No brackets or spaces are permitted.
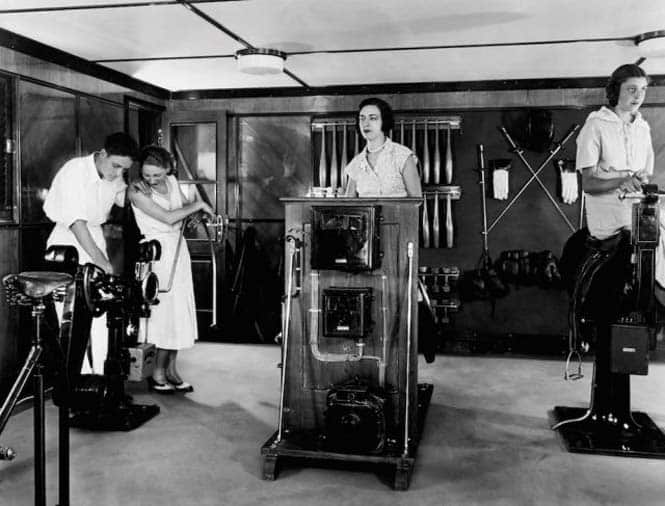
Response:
44,132,138,373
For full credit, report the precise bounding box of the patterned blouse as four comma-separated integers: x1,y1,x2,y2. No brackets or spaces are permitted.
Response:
343,138,416,197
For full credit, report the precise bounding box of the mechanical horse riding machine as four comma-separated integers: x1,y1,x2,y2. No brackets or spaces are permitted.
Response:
261,197,433,490
0,241,160,505
553,183,665,457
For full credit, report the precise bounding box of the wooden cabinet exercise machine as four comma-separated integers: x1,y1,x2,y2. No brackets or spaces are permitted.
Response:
261,197,432,490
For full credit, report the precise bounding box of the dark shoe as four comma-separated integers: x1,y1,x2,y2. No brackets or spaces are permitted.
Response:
166,374,194,393
170,381,194,393
148,377,175,394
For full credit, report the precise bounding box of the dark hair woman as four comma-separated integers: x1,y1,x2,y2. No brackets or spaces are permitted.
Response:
343,97,422,197
576,63,652,241
605,63,649,107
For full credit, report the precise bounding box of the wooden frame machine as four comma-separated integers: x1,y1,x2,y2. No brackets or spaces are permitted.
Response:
261,197,432,490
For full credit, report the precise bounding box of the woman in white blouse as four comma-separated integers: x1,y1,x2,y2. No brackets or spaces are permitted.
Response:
576,63,653,240
344,97,422,198
575,63,665,304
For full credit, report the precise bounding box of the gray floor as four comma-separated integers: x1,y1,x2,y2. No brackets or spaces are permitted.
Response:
1,342,665,506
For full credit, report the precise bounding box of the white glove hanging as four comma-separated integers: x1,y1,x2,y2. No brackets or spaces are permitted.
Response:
560,169,579,205
493,168,509,200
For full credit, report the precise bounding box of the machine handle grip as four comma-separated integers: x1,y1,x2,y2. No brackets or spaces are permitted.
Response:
477,144,485,171
619,187,665,200
618,191,645,201
0,445,16,460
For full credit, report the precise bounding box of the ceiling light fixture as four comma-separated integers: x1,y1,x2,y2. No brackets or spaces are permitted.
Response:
635,30,665,56
235,48,286,75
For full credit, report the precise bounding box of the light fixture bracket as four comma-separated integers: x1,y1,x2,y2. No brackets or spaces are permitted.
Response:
235,48,287,75
635,30,665,56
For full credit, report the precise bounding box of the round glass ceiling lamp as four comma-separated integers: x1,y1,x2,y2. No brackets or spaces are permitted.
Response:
236,48,287,75
635,30,665,57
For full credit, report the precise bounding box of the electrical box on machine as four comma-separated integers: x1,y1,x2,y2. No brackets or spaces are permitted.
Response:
323,287,373,338
311,206,381,271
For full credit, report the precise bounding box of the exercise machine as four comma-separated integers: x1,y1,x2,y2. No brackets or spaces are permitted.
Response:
553,184,665,457
261,197,432,490
1,247,78,505
66,240,161,431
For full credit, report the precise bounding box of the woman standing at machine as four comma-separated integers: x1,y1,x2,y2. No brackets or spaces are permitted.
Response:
574,64,665,300
129,146,214,393
576,63,653,239
344,97,422,197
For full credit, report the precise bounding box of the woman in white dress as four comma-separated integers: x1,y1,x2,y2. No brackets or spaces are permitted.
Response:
129,146,214,393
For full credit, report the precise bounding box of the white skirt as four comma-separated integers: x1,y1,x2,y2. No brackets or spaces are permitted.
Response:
143,231,197,350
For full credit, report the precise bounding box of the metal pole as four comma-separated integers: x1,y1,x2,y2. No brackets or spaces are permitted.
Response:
33,306,46,506
276,237,297,444
499,127,576,232
205,215,225,328
58,404,69,506
490,125,580,233
579,192,586,230
403,242,415,457
0,347,42,436
477,144,490,260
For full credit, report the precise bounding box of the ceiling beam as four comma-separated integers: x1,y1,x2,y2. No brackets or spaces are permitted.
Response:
0,28,170,99
0,1,245,14
171,75,665,100
176,0,310,88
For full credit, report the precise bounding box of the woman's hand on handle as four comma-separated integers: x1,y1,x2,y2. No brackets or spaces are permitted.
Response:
197,201,215,218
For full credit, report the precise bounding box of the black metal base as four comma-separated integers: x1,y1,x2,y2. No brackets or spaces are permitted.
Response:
552,406,665,458
261,383,433,490
69,402,159,431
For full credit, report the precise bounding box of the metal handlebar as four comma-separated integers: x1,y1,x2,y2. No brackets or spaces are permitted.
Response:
618,187,665,200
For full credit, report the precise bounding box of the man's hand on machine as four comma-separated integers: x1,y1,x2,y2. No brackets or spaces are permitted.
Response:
634,169,650,183
618,172,645,193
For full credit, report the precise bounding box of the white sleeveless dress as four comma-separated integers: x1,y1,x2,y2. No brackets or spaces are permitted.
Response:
132,175,197,350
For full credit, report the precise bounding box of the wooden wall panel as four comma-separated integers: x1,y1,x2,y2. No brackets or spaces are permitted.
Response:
0,46,165,106
19,81,78,224
174,92,665,344
0,227,19,396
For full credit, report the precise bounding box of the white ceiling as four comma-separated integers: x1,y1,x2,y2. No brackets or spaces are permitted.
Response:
0,0,664,93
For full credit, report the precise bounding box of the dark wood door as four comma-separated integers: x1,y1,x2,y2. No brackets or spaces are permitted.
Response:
167,111,227,340
226,114,312,342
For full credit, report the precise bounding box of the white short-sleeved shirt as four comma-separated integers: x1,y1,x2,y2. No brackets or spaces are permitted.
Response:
343,139,415,197
576,106,654,239
43,153,126,264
